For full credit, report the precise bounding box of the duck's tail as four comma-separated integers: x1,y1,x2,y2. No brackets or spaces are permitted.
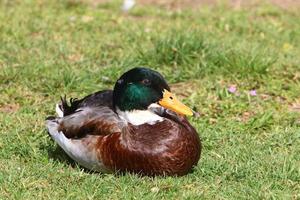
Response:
45,118,72,151
45,118,60,140
56,96,82,117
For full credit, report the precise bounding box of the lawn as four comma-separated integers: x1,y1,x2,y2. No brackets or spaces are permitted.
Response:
0,0,299,199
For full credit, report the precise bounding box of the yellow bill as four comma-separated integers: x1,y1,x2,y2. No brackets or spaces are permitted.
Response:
158,89,193,116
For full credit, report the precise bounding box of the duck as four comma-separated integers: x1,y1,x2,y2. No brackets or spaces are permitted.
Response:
46,67,201,176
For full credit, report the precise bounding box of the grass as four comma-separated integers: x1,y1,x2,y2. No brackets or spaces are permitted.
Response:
0,0,300,199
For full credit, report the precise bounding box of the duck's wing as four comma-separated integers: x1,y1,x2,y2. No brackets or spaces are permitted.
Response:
47,90,125,139
47,106,124,139
46,106,123,172
59,90,113,117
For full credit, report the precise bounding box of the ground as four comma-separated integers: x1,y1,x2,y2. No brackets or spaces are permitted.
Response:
89,0,300,10
0,0,299,199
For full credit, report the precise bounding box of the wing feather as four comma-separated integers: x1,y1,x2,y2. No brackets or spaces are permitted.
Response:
57,106,124,138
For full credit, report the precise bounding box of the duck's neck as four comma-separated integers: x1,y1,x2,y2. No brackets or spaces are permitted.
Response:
116,104,163,126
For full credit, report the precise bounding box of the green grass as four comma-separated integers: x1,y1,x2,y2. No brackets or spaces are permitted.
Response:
1,0,300,199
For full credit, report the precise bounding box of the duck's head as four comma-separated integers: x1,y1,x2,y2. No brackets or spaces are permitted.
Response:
113,67,193,119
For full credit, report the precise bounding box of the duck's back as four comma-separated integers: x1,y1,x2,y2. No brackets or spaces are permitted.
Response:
60,90,113,117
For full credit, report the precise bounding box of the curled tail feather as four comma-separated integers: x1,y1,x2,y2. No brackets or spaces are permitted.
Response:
56,95,83,117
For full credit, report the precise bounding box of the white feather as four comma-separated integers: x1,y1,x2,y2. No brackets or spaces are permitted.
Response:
121,0,135,11
116,104,163,126
55,104,64,117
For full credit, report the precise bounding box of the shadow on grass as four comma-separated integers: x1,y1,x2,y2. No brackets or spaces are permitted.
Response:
47,145,77,167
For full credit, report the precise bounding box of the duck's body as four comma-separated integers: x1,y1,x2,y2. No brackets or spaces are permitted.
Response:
46,68,201,176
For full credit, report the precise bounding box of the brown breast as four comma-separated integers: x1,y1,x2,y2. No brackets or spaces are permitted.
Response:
96,118,201,176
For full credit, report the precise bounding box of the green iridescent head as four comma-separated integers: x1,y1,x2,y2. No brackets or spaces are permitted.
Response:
113,67,170,111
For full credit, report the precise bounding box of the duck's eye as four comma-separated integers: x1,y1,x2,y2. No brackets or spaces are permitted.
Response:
117,79,124,84
141,79,151,85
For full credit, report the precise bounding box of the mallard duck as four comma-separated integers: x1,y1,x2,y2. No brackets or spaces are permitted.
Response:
46,67,201,176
